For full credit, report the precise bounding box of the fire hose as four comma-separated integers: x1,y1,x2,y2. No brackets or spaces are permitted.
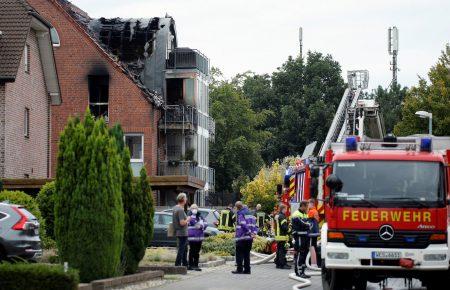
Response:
249,248,321,289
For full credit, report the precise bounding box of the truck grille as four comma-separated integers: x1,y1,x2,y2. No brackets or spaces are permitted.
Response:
342,230,432,249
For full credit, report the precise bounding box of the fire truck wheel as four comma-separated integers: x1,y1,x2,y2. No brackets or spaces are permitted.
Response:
321,260,352,290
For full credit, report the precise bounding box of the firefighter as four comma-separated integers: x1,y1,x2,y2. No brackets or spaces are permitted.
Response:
308,198,320,268
292,201,312,278
218,204,235,232
274,204,291,269
254,204,268,236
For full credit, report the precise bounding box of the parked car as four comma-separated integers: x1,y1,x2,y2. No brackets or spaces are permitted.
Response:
163,208,221,228
0,202,42,261
151,211,221,247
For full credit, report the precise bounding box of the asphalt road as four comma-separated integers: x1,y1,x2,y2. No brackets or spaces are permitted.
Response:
147,262,425,290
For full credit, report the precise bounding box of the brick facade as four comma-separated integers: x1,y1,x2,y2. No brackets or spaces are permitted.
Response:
27,0,161,177
0,29,50,178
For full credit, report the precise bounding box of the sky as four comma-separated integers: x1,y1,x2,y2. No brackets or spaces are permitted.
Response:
71,0,450,90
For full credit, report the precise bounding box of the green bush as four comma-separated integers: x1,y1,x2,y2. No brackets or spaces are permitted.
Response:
55,111,124,282
202,233,272,256
0,190,54,249
110,125,155,275
202,233,236,256
37,182,56,240
0,263,78,290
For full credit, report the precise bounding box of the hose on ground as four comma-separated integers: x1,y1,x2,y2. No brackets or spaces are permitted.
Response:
250,245,322,289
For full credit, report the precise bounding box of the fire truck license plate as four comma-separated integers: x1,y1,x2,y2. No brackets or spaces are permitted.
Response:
372,251,401,259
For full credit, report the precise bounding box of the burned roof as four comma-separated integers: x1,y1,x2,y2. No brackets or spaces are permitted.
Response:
55,0,164,107
0,0,33,81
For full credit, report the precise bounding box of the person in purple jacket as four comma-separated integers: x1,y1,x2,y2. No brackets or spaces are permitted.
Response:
187,204,207,271
232,201,258,275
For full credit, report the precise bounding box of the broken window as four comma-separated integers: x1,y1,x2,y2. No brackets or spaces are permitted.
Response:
88,75,109,120
166,78,183,104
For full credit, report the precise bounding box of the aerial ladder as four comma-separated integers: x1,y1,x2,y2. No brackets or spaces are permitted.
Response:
318,70,385,157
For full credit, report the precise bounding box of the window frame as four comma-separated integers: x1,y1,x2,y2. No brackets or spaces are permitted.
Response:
88,75,110,121
50,27,61,47
24,107,30,138
124,134,144,163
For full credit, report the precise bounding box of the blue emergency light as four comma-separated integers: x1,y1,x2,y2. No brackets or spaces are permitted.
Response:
420,138,432,152
345,137,358,151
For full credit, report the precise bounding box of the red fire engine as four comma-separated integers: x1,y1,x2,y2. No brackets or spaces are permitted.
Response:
313,135,450,290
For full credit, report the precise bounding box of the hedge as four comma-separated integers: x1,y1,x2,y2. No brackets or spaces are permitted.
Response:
0,263,78,290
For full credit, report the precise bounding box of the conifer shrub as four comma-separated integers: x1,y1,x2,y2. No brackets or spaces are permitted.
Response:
54,111,124,282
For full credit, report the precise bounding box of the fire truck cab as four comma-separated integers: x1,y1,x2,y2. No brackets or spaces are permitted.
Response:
320,135,450,290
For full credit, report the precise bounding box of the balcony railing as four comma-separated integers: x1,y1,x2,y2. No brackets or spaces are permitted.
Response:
158,161,215,190
159,105,198,132
166,48,209,75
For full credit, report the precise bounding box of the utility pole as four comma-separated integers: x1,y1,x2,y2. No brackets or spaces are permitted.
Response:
388,26,399,87
299,27,303,59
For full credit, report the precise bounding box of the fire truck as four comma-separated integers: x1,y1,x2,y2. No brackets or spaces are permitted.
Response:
320,135,450,290
286,71,450,289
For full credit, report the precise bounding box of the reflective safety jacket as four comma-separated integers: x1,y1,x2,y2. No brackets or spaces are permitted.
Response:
291,210,311,236
218,208,235,231
188,213,207,242
255,211,268,231
235,208,258,241
274,212,289,241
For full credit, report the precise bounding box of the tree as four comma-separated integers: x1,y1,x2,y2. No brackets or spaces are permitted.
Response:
241,161,283,213
210,82,269,193
240,52,346,163
394,48,450,136
55,111,124,282
372,84,407,134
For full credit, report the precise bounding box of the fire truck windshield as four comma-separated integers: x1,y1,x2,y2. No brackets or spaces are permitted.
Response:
333,161,444,207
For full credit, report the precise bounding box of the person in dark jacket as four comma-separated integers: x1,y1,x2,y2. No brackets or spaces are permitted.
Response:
292,201,312,278
274,204,291,269
232,201,258,274
187,204,207,271
254,204,269,236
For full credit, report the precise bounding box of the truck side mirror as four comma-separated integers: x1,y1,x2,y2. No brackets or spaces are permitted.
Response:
326,174,343,192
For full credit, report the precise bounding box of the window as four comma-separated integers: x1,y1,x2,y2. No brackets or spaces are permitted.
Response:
50,27,61,47
0,212,7,221
125,134,143,162
24,44,30,73
88,75,109,120
160,214,172,225
24,108,30,138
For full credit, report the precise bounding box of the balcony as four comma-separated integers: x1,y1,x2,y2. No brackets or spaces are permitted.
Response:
159,105,198,132
158,161,215,191
208,117,216,141
166,47,209,75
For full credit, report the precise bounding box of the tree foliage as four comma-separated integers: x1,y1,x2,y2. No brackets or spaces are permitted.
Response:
372,84,407,134
394,48,450,136
241,161,283,213
55,111,124,282
209,79,269,193
36,181,56,240
242,52,345,163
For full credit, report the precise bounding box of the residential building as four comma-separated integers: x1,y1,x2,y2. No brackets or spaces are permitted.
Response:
88,17,216,206
27,0,163,180
0,0,60,180
27,0,215,205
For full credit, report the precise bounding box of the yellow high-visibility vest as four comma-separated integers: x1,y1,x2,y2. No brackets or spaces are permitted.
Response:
274,217,289,241
218,209,234,231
